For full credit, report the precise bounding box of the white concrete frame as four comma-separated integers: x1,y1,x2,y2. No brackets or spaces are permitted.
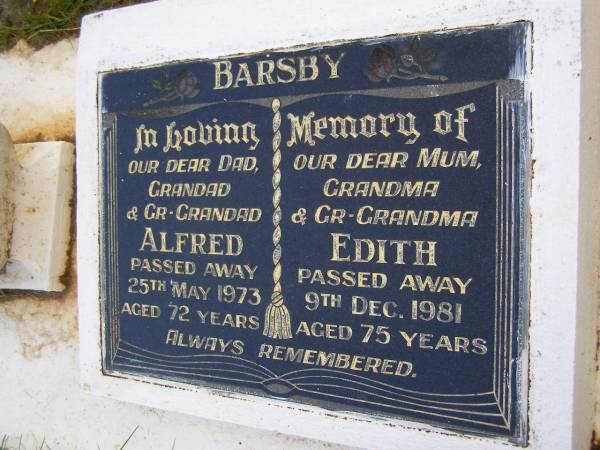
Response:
76,1,600,448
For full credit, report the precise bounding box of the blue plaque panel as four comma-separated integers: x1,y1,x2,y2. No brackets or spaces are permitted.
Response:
99,23,529,442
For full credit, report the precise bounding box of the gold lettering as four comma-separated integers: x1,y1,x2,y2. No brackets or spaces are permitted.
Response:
213,61,233,89
320,52,346,79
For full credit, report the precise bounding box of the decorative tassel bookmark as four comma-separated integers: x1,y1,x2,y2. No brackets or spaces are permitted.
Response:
263,98,292,339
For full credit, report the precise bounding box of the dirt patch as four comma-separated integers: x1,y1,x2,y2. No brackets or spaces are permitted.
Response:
0,38,77,143
0,242,78,359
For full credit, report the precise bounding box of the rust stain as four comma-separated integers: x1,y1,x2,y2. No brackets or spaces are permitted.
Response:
58,174,77,289
592,430,600,450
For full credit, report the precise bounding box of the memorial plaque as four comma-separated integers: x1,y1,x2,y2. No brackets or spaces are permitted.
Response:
99,23,529,441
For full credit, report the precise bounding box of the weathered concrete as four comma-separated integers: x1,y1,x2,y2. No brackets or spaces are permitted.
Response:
76,1,600,448
0,1,599,448
0,141,74,291
0,254,340,448
0,39,76,144
0,123,15,269
0,39,341,450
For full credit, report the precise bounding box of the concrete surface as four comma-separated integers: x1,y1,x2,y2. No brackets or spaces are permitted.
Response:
1,1,599,446
0,39,344,450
